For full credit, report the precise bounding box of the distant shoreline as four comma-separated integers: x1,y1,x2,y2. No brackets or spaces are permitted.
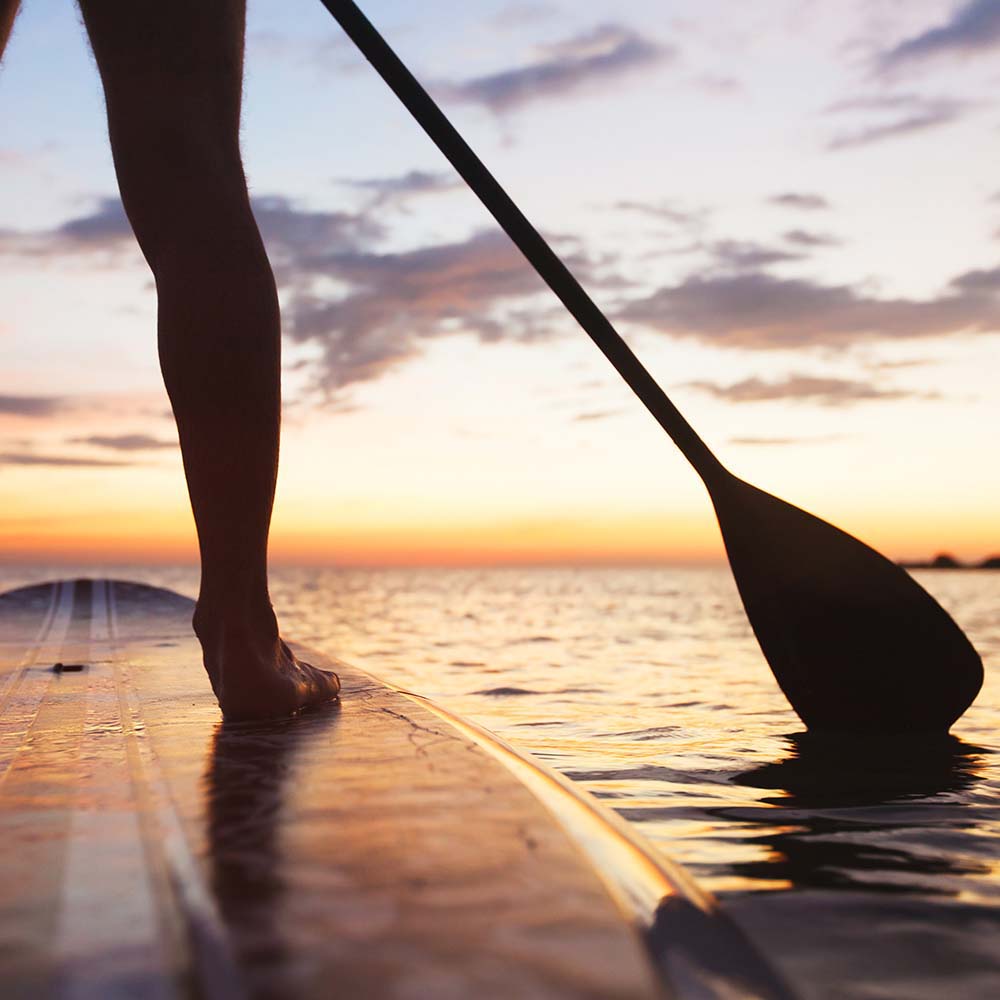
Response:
899,553,1000,570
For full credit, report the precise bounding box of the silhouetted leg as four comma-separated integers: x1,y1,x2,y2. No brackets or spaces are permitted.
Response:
78,0,338,720
0,0,20,58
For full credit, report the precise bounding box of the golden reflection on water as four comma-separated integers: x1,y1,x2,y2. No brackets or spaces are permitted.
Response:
2,565,997,999
3,565,999,909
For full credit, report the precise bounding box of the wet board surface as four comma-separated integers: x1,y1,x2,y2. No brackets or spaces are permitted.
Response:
0,579,794,1000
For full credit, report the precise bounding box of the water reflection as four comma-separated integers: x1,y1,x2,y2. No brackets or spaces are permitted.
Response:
736,731,986,807
204,703,341,989
724,732,992,894
646,895,797,1000
3,565,998,993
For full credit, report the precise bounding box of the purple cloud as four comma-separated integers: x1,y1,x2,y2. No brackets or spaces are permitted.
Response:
878,1,1000,73
438,24,670,112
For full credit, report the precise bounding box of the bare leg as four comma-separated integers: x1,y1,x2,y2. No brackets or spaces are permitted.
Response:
78,0,339,720
0,0,20,58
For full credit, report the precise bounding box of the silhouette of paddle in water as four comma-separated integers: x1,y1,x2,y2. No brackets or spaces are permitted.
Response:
319,0,983,734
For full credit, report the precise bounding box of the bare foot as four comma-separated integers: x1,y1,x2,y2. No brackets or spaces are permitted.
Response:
194,607,340,722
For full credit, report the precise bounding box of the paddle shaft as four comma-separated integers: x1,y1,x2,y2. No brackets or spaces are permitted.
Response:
319,0,725,484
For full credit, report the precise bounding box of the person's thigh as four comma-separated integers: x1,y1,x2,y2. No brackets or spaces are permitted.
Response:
1,0,21,58
77,0,248,258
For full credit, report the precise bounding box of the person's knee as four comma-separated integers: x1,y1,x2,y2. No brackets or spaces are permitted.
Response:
112,131,255,275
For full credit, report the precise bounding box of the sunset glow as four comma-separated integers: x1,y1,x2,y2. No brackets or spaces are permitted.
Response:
2,0,998,567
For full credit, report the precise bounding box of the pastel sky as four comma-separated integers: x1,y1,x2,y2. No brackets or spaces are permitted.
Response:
1,0,998,566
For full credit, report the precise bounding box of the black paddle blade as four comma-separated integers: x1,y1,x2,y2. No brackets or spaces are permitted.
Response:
318,1,984,734
709,475,983,734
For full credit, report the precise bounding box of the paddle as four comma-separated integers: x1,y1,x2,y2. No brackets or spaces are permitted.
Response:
318,0,983,733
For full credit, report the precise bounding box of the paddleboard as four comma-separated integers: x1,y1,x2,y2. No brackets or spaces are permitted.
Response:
0,579,794,999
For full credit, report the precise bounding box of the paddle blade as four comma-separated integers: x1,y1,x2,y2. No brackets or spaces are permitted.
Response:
709,477,983,734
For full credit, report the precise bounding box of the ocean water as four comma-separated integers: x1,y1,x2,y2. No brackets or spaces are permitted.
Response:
2,563,998,997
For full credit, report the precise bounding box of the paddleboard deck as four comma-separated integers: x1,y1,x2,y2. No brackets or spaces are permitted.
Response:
0,579,793,999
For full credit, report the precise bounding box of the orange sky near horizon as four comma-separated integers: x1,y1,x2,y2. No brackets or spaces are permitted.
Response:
2,483,996,568
2,1,998,570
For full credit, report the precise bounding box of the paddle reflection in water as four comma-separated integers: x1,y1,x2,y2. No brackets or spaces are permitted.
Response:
718,733,1000,999
728,732,991,894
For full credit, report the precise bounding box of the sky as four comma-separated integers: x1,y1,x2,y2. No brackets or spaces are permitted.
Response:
1,0,998,566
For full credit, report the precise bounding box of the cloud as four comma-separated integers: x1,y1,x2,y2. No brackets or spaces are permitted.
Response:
612,199,710,232
694,74,741,95
1,194,588,396
617,266,1000,350
950,265,1000,291
611,210,807,269
878,0,1000,74
685,374,933,406
16,194,995,404
251,196,384,270
337,170,461,209
708,239,803,270
826,94,970,150
572,409,626,422
865,357,934,371
55,197,132,246
729,435,843,446
0,198,135,259
0,194,380,266
783,229,842,248
0,451,132,468
0,394,70,417
0,148,33,169
491,3,558,28
438,24,670,112
284,228,591,392
69,434,177,451
2,392,173,426
768,192,830,211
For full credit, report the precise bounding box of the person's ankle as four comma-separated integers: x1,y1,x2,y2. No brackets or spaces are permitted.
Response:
193,596,278,649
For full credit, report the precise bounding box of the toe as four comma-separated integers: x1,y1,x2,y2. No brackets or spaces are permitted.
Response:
314,665,341,699
298,660,340,704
